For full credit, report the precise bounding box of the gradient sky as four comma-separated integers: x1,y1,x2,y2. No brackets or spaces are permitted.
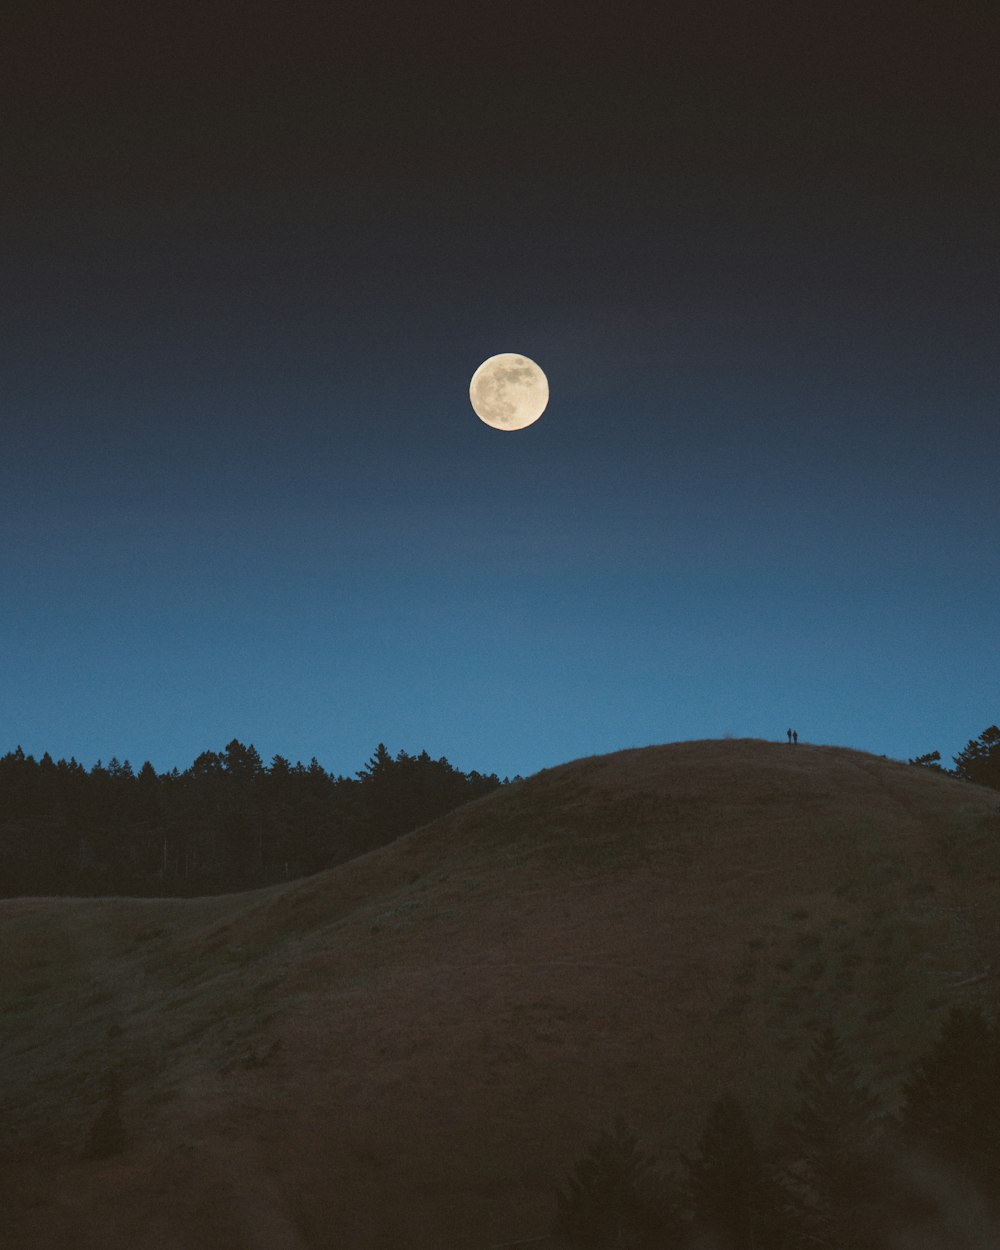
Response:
2,3,997,780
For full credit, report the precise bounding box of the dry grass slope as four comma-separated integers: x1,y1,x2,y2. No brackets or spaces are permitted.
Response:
2,739,999,1249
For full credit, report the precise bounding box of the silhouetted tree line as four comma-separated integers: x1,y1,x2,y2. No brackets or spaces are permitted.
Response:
909,723,1000,791
0,740,507,898
553,1005,1000,1248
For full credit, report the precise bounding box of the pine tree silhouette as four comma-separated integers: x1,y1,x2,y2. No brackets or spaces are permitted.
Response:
953,726,1000,790
777,1024,886,1247
683,1092,790,1248
900,1005,1000,1203
554,1117,678,1248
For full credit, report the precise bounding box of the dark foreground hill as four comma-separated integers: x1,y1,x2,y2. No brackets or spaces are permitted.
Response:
2,739,1000,1249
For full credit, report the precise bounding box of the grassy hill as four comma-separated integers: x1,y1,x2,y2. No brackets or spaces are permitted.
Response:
2,738,999,1248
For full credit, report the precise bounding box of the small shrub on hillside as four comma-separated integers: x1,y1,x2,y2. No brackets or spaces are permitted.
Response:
908,751,945,771
83,1069,126,1160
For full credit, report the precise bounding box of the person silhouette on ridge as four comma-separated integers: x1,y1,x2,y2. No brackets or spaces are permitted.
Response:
787,728,792,744
793,730,798,745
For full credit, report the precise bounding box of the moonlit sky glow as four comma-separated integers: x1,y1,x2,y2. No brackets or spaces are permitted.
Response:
2,4,997,779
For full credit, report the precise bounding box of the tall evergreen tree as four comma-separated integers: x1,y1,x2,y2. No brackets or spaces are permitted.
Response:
777,1025,886,1248
683,1093,790,1249
222,738,264,780
953,725,1000,790
900,1005,1000,1203
554,1118,679,1249
357,742,394,783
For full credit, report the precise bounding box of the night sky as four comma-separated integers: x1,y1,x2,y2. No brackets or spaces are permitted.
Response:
3,3,997,780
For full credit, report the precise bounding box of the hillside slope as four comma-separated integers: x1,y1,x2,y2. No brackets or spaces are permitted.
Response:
2,739,999,1248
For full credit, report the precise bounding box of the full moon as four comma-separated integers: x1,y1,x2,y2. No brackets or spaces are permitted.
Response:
469,353,549,430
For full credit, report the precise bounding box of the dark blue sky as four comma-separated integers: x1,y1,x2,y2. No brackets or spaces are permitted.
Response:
2,3,997,779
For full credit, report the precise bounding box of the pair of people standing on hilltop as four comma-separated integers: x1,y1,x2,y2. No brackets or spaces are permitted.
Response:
786,728,798,744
